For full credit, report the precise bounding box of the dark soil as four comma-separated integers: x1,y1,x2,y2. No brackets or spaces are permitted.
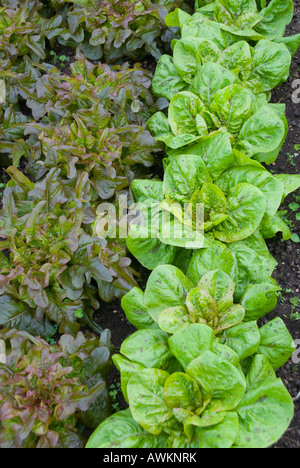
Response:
47,42,76,75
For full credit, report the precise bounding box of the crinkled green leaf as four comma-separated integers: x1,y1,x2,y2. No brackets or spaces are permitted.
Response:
217,165,284,223
151,54,189,101
191,62,238,107
214,183,266,243
166,131,234,180
258,318,296,369
121,287,156,330
186,351,246,411
163,154,211,203
173,37,221,83
198,270,235,313
86,409,168,448
127,369,176,435
164,372,203,411
168,323,214,369
159,305,192,335
236,355,294,448
255,0,294,39
187,242,238,287
221,321,260,360
241,281,281,321
218,41,252,80
120,329,172,369
112,355,145,403
245,40,291,93
210,84,253,135
186,287,219,326
144,264,194,322
237,105,285,158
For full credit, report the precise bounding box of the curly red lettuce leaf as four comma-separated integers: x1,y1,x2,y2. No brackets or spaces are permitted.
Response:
0,327,113,448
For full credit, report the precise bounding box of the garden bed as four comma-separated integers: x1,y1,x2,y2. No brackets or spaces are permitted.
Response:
1,0,300,449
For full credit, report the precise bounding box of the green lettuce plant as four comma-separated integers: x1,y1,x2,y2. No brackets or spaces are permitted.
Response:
86,263,295,449
49,0,188,62
186,234,278,313
152,38,292,101
148,85,287,164
86,314,295,448
126,153,300,270
0,166,137,337
121,263,283,334
0,327,113,448
86,259,295,449
192,0,300,48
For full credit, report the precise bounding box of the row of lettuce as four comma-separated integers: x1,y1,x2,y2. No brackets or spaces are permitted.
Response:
0,0,191,449
86,0,300,449
0,0,299,449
